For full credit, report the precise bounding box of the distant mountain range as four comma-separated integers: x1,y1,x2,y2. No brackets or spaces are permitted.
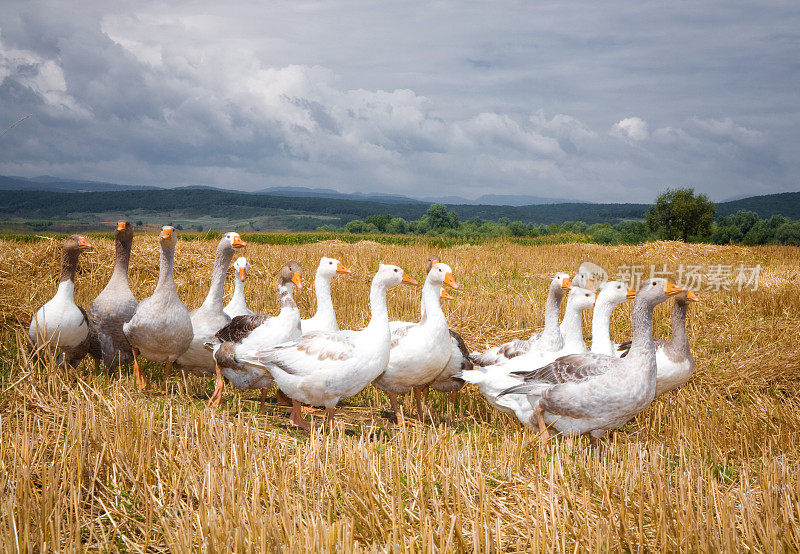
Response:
1,175,798,232
0,175,586,206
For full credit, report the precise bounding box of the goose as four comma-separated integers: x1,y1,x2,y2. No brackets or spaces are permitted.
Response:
87,221,138,369
223,257,254,318
236,264,417,429
207,261,303,407
123,226,193,391
498,279,685,444
374,262,458,423
617,290,699,396
589,281,636,356
29,235,94,367
471,273,572,366
418,255,471,403
175,233,245,377
301,257,351,333
458,286,596,426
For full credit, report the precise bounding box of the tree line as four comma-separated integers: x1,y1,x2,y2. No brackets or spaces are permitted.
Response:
320,188,800,246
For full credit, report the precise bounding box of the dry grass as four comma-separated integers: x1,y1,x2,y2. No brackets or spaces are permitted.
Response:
1,236,799,552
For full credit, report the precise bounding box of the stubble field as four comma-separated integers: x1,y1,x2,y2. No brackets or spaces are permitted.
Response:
1,236,799,552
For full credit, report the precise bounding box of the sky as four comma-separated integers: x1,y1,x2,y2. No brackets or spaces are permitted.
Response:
0,0,798,202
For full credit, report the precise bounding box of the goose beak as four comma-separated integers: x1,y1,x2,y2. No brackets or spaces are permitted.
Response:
593,295,598,306
77,236,91,249
232,235,246,248
161,227,172,240
562,277,572,290
239,267,247,281
444,272,459,289
626,287,637,300
664,281,684,296
687,290,700,302
440,289,454,300
401,272,418,286
336,262,351,274
116,221,128,231
292,272,303,289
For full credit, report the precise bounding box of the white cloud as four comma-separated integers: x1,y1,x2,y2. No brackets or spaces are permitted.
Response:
610,117,649,141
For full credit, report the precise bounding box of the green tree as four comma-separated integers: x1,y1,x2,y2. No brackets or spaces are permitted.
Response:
345,219,367,233
776,222,800,246
645,188,715,241
426,204,459,230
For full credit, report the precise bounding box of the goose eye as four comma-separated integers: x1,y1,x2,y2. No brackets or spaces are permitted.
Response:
329,261,333,265
652,282,657,286
585,293,590,297
394,268,398,272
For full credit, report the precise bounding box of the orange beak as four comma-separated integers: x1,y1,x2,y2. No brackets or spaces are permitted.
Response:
161,227,172,240
626,287,637,300
336,262,351,275
665,281,684,296
232,235,246,248
116,221,127,231
562,276,572,290
77,236,91,249
401,272,418,285
440,289,454,300
239,267,247,281
292,272,303,289
687,290,700,302
444,272,459,289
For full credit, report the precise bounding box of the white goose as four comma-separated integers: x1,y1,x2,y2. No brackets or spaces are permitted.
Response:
223,257,254,318
589,281,636,356
617,290,699,396
207,261,303,407
499,279,684,444
471,273,572,366
301,257,351,333
237,264,417,429
123,226,194,391
460,286,596,426
29,235,94,367
176,233,245,377
374,262,458,423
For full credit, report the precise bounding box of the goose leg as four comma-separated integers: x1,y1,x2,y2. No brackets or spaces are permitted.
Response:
275,389,292,406
288,400,311,431
448,390,458,403
207,364,224,407
132,349,147,390
388,392,404,426
259,388,269,413
163,361,172,393
413,387,427,422
534,403,550,445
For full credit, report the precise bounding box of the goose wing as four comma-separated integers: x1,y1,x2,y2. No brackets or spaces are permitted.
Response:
238,332,356,377
215,314,271,342
499,353,618,397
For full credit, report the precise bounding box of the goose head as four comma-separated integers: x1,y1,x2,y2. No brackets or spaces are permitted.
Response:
674,289,700,307
64,234,92,253
636,278,685,308
428,262,459,289
317,257,351,279
220,232,246,253
279,260,303,290
596,280,637,307
160,226,178,249
375,264,417,288
425,254,441,275
550,272,572,295
233,257,249,282
115,220,134,246
566,286,597,312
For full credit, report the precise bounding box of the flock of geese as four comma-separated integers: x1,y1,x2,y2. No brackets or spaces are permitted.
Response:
28,221,699,443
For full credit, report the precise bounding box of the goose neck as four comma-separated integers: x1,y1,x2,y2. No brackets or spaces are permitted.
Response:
628,298,655,355
59,247,80,284
109,236,132,287
312,272,335,320
277,282,297,314
419,279,445,326
670,300,689,351
155,244,177,294
590,300,615,351
540,285,563,340
202,246,235,308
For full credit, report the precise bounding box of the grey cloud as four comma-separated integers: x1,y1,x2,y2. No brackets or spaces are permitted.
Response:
0,0,798,201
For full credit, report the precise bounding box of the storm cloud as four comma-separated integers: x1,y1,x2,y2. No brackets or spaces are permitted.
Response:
0,0,797,202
